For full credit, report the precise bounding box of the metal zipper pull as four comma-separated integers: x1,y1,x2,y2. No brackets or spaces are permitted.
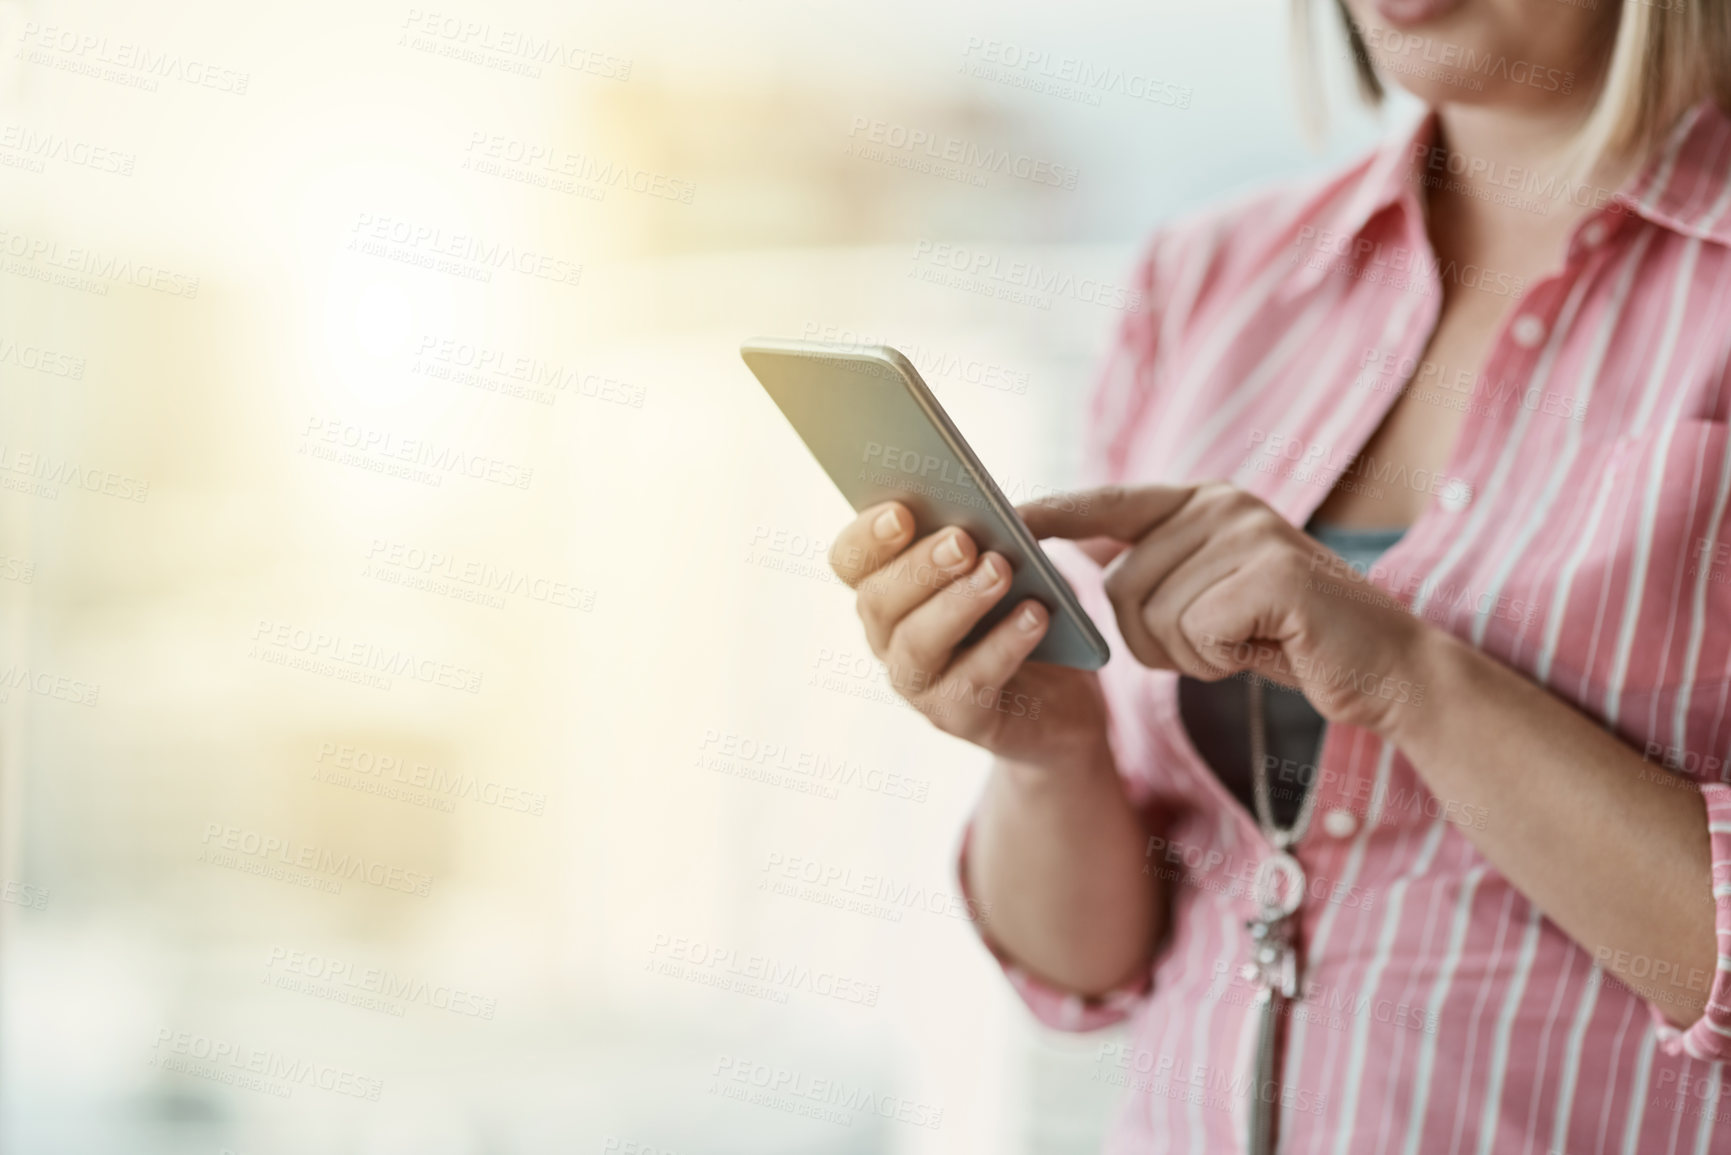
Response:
1247,981,1280,1155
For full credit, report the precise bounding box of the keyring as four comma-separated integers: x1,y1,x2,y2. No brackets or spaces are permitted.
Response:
1252,851,1305,920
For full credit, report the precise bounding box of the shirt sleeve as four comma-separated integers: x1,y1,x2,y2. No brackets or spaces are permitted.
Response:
953,818,1153,1031
1649,780,1731,1060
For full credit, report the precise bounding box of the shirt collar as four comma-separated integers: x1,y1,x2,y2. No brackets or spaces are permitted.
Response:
1618,100,1731,247
1292,99,1731,297
1338,110,1439,240
1288,112,1436,295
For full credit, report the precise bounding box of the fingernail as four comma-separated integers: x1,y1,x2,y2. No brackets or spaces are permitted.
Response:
971,555,1003,587
873,508,903,541
934,532,965,568
1018,604,1043,631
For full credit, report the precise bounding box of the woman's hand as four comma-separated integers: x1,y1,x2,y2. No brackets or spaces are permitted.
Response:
828,501,1109,772
1020,482,1430,736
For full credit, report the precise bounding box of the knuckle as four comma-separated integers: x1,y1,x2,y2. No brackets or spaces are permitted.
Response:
910,681,953,719
1138,592,1168,632
971,647,1015,690
919,701,949,728
949,570,999,613
831,543,883,585
928,690,984,741
1176,604,1209,648
827,534,861,571
1245,505,1285,535
1102,562,1140,607
1096,484,1132,512
1140,616,1182,665
856,566,890,601
1127,635,1166,669
879,633,911,678
1186,621,1222,655
1219,519,1271,555
1113,612,1160,667
1265,546,1311,586
886,629,936,683
854,590,883,633
1218,485,1260,514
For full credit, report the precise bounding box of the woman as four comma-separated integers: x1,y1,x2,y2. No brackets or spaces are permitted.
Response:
827,0,1731,1150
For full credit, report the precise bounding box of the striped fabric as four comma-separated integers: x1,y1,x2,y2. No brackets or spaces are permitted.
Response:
964,101,1731,1153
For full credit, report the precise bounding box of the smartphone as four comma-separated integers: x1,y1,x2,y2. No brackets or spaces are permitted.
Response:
739,337,1109,671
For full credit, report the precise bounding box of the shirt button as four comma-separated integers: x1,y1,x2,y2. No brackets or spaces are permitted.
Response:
1511,314,1547,348
1322,808,1358,839
1439,477,1474,512
1581,219,1609,248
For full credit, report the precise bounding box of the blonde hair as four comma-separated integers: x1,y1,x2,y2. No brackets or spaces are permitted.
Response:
1292,0,1731,165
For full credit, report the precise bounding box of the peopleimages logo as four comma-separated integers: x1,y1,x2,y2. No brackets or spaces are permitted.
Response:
862,441,977,490
1292,226,1527,298
1408,143,1623,215
249,618,485,694
150,1028,382,1100
845,117,1078,189
856,441,1087,512
300,418,533,490
1362,28,1573,94
0,335,85,378
398,9,632,81
908,240,1143,311
0,665,100,707
760,849,991,923
648,933,882,1007
412,336,645,408
0,443,149,502
17,22,252,94
0,225,200,298
463,131,694,203
698,727,930,803
958,37,1193,110
200,822,435,897
0,124,135,176
799,323,1030,395
710,1054,944,1130
347,212,583,287
263,946,497,1019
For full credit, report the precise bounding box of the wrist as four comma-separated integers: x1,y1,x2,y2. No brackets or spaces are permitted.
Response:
1376,616,1475,747
995,729,1118,794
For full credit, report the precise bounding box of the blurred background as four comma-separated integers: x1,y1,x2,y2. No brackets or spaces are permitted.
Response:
0,1,1397,1151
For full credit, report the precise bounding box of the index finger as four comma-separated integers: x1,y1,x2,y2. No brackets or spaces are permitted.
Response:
1016,484,1198,545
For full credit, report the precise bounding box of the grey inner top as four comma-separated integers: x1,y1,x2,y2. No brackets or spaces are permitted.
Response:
1176,521,1408,829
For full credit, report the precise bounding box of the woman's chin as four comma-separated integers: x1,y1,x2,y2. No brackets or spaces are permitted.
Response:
1378,75,1497,109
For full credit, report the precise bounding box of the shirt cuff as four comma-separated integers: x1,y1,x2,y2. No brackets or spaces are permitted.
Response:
954,818,1152,1032
1648,780,1731,1060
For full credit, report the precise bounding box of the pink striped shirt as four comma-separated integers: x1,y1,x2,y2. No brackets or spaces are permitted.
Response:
962,100,1731,1153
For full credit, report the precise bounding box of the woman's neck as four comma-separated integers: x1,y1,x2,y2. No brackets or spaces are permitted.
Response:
1424,99,1642,273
